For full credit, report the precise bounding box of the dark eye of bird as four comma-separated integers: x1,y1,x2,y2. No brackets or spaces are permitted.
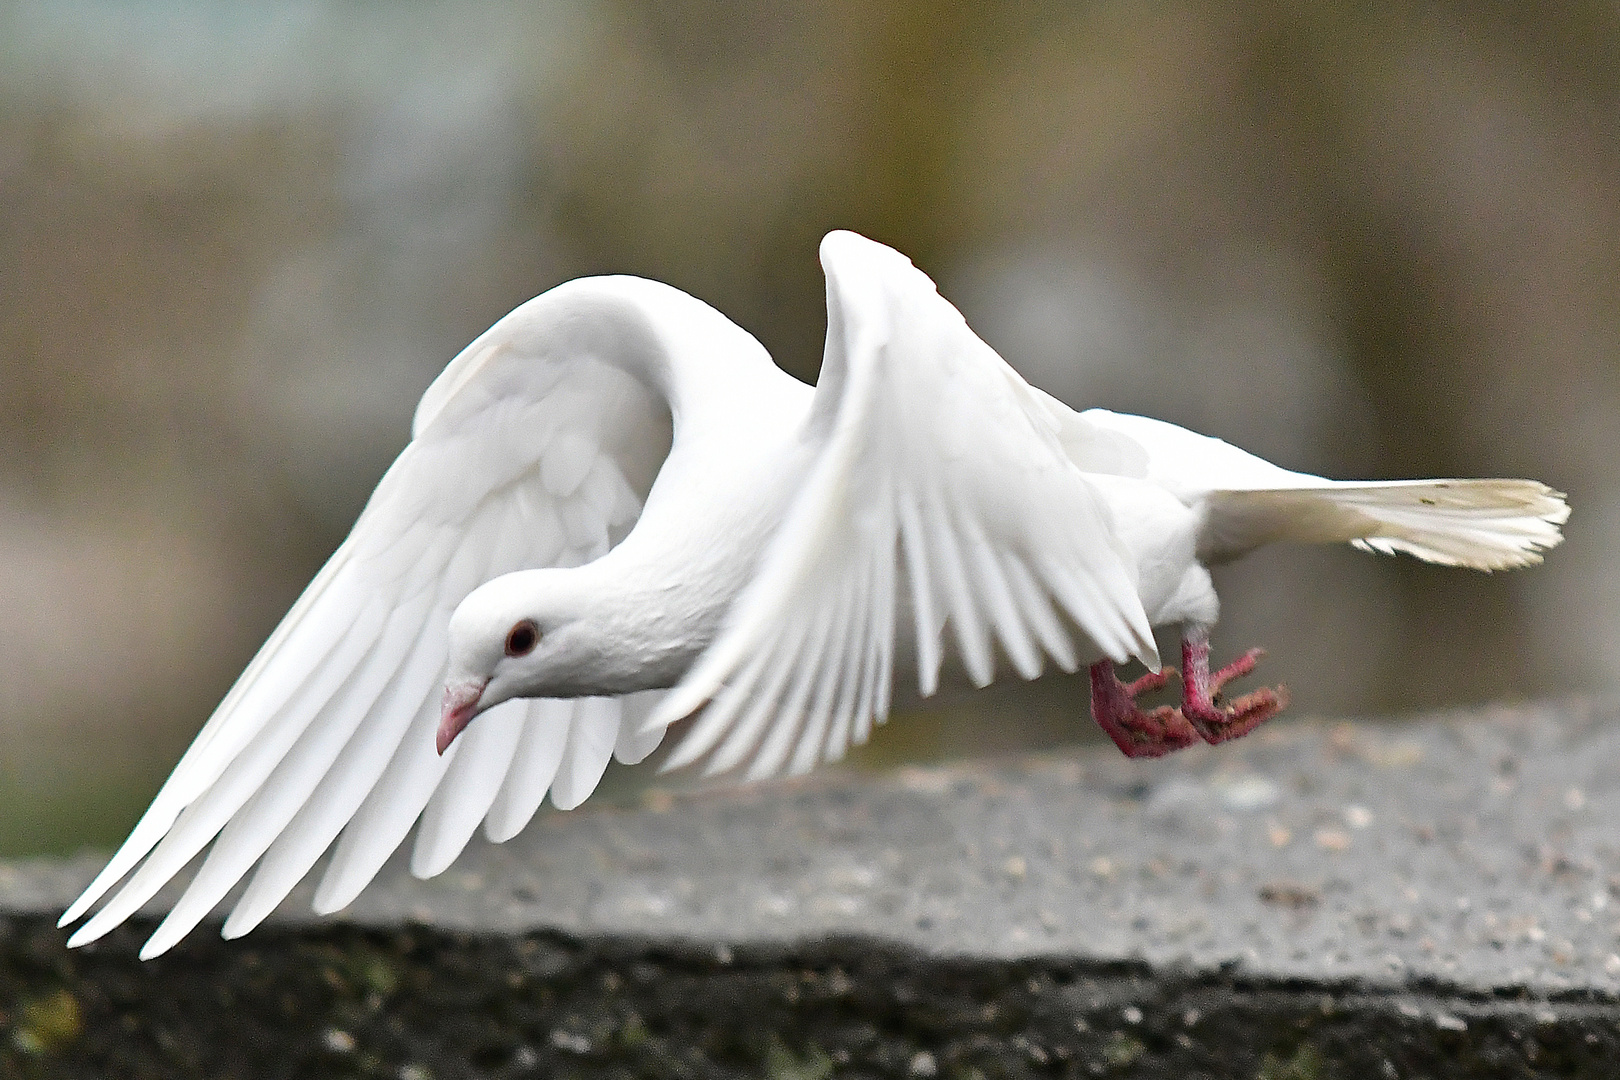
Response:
505,619,539,657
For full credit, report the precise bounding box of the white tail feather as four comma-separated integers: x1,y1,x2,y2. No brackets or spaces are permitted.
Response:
1204,478,1568,570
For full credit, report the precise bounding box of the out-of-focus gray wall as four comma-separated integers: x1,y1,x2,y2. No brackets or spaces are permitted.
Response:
2,1,1616,854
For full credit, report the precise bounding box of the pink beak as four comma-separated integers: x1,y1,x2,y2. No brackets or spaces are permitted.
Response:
437,679,489,755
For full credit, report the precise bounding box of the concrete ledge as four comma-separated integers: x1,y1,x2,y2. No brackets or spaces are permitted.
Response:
5,699,1620,1077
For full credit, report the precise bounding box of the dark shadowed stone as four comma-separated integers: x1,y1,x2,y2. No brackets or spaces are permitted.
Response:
4,698,1620,1077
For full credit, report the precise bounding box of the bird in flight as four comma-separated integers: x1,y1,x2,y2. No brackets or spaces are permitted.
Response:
60,231,1567,958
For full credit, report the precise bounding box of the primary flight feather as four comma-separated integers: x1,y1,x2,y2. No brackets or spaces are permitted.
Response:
62,230,1567,957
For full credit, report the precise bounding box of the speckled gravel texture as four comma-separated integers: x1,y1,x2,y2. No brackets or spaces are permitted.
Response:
5,698,1620,1077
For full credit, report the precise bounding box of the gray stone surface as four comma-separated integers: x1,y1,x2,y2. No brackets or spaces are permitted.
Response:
8,696,1620,992
9,700,1620,1078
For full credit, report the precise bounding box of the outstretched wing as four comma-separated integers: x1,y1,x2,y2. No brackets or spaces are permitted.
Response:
651,231,1157,781
61,277,743,958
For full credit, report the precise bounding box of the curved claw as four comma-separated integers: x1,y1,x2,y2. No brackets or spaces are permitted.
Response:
1089,661,1197,759
1208,647,1264,697
1125,666,1178,698
1181,633,1289,746
1187,684,1290,745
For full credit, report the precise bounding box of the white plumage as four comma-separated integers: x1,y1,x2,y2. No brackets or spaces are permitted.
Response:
61,230,1567,958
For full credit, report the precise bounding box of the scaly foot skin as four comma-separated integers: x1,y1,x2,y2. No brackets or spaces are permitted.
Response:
1179,634,1290,745
1088,660,1199,759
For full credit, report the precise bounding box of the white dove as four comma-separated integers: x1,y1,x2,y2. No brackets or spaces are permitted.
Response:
60,231,1567,959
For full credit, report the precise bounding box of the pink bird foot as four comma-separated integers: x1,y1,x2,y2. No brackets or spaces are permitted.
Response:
1179,629,1289,745
1088,660,1200,759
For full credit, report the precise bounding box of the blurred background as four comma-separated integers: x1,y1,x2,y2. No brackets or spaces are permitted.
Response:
2,0,1616,855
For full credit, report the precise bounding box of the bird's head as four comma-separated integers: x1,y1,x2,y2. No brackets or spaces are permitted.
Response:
439,569,583,754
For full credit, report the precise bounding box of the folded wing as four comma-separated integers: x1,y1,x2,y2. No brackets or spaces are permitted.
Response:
652,231,1157,781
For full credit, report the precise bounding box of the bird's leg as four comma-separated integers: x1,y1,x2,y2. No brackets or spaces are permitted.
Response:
1088,660,1199,759
1179,625,1289,745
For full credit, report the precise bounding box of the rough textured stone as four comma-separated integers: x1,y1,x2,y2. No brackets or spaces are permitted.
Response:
4,698,1620,1077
